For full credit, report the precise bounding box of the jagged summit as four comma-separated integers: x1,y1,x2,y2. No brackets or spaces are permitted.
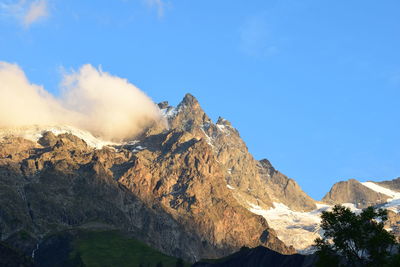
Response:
159,95,230,130
156,94,322,251
157,101,169,109
259,159,275,171
159,93,211,132
216,116,232,127
180,93,199,107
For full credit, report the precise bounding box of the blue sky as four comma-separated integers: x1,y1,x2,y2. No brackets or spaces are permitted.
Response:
1,0,399,199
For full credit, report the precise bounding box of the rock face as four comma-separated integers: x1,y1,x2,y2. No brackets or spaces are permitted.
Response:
322,179,390,208
387,211,400,241
0,93,314,262
0,133,208,262
0,241,33,267
258,159,316,212
161,94,316,213
377,177,400,192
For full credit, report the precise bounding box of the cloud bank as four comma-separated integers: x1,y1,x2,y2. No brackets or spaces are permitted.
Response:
0,62,166,140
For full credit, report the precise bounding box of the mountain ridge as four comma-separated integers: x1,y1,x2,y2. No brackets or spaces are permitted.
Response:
0,93,301,263
0,93,399,265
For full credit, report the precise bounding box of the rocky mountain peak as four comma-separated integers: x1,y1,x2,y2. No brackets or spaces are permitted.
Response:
166,93,211,132
157,101,169,109
259,159,275,172
216,117,237,132
322,179,390,208
216,117,232,127
180,93,199,107
38,131,58,147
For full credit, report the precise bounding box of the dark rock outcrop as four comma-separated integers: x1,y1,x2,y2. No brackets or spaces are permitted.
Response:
0,241,34,267
193,246,316,267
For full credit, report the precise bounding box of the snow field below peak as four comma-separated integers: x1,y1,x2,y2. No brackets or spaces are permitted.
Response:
361,182,400,200
361,182,400,212
246,202,364,253
0,125,118,149
247,202,329,253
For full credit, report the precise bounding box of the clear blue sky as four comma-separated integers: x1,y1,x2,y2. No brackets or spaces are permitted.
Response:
1,0,399,200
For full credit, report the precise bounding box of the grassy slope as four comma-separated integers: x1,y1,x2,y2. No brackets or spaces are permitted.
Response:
69,230,188,267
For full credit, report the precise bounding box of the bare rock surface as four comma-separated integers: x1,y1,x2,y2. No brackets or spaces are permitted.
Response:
0,94,308,262
377,177,400,192
322,179,391,208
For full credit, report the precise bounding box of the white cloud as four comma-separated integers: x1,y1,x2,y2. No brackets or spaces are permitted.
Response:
145,0,166,18
23,0,48,27
239,16,278,58
0,62,166,140
0,0,48,27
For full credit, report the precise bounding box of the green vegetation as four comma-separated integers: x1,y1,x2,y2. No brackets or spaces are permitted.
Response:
314,205,400,267
69,230,188,267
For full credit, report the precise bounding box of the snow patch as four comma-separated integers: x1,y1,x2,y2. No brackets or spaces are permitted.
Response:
227,184,235,190
125,140,140,146
216,123,232,136
246,198,397,253
216,124,225,130
132,145,146,153
247,202,331,253
362,182,400,200
383,199,400,212
160,107,177,118
342,203,362,213
200,127,214,147
0,125,117,149
361,182,400,212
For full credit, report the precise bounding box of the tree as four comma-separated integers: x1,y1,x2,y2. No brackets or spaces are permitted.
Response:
314,205,397,267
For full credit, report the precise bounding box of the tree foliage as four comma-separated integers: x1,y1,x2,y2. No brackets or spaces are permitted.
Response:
314,205,398,267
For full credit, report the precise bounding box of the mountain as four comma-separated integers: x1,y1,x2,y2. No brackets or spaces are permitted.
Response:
0,93,314,264
322,178,400,238
323,178,400,210
1,93,399,266
158,94,320,251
